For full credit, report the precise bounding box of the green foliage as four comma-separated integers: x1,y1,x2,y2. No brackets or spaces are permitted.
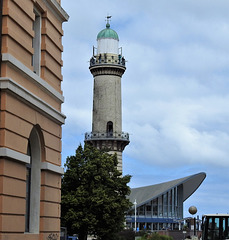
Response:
61,144,132,240
117,229,135,240
139,232,173,240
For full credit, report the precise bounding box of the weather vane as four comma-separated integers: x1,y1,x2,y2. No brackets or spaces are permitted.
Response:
106,15,112,24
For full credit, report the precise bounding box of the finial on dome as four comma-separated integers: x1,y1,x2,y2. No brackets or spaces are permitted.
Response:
97,16,119,41
106,15,112,28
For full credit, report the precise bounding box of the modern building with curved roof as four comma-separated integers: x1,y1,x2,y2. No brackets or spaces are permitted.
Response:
126,172,206,231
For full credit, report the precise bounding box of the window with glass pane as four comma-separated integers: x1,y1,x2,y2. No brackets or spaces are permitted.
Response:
146,203,151,216
222,217,229,239
153,198,158,216
158,196,163,217
32,9,41,75
168,190,172,217
163,193,168,217
139,205,145,215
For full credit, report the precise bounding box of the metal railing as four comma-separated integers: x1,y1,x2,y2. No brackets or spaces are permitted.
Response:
89,55,126,67
85,131,129,141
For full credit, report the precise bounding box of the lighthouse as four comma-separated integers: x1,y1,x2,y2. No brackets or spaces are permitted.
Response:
85,17,129,172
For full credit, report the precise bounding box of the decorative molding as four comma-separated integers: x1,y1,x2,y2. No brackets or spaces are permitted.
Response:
0,147,30,164
0,77,66,124
41,162,64,175
45,0,69,22
2,53,64,103
85,138,129,152
0,148,64,175
89,64,126,77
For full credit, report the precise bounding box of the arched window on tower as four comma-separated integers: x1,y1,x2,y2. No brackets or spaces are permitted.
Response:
25,126,43,233
107,121,113,137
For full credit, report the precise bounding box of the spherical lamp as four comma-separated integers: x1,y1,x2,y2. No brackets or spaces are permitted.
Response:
188,206,197,236
189,206,197,215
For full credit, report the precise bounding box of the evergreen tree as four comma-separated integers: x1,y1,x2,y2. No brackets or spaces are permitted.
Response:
61,144,132,240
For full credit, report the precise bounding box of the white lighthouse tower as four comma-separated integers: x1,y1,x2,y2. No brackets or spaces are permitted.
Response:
85,17,129,172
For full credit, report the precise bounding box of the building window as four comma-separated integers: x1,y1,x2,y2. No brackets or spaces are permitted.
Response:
153,223,158,231
25,142,31,232
168,189,172,217
107,121,113,136
152,198,158,216
158,196,163,217
25,126,42,233
172,188,175,217
146,203,151,216
32,9,41,75
163,193,168,217
174,187,178,217
138,205,145,216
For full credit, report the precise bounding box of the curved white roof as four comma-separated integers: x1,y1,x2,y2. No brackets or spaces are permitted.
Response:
128,172,206,207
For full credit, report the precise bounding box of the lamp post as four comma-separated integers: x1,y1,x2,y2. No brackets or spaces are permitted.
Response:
134,199,137,232
189,206,197,236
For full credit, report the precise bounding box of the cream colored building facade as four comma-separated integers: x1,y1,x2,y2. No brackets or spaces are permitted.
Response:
0,0,68,239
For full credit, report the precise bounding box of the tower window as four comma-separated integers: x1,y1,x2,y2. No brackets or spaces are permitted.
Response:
107,121,113,136
32,9,41,75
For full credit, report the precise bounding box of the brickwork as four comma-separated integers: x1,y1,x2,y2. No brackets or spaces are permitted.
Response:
0,0,68,239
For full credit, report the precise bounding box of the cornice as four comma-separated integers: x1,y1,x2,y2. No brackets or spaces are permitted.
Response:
89,64,126,77
2,53,64,104
0,147,64,175
85,138,130,152
0,147,30,164
0,77,66,124
45,0,69,22
41,162,64,175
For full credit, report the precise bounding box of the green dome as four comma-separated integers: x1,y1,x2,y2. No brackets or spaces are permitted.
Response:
97,23,119,40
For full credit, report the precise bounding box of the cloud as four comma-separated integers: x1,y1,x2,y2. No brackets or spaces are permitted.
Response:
124,94,229,167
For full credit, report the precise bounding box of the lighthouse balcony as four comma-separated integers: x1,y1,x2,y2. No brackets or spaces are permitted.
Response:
90,53,125,67
85,131,129,141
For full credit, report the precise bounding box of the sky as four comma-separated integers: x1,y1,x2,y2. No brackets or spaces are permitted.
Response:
60,0,229,218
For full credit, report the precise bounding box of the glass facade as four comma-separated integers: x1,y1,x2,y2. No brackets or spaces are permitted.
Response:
126,186,183,231
153,198,158,216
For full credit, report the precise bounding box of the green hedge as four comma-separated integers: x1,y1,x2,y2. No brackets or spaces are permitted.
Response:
139,232,173,240
117,229,135,240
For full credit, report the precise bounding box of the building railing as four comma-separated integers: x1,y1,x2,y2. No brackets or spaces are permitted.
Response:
89,54,126,67
85,131,129,141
